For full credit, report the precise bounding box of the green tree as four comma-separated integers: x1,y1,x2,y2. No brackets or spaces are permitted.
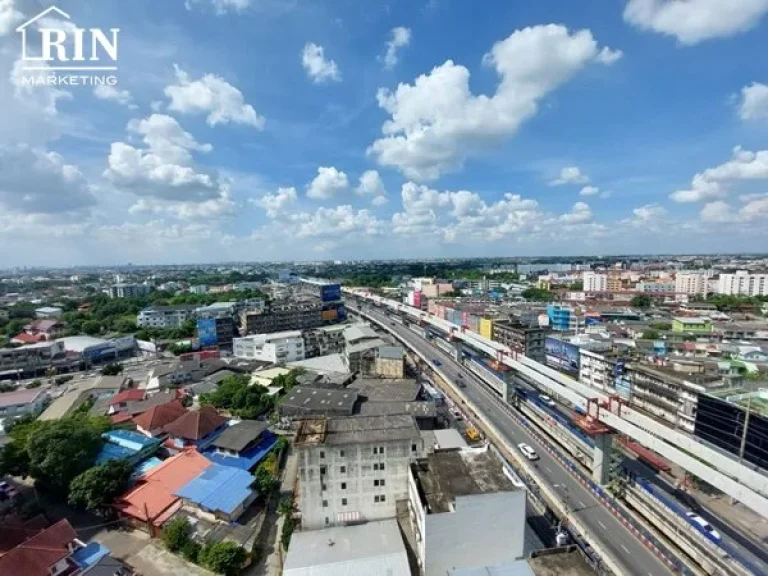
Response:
521,287,553,302
101,363,124,376
200,374,273,419
630,295,652,308
198,541,247,575
5,319,26,336
0,441,31,478
26,417,104,494
162,516,192,552
649,322,671,331
180,539,201,563
82,320,102,335
641,329,660,340
68,459,132,514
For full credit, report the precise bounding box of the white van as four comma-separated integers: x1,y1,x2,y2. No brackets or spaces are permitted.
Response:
686,512,721,542
518,443,539,461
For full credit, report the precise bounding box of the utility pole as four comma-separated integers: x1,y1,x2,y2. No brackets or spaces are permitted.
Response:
738,395,752,466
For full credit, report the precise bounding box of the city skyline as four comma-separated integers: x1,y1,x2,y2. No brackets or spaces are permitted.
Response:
1,0,768,267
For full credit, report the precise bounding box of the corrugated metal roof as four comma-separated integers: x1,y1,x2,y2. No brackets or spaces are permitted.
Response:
174,463,254,515
283,519,409,576
450,560,535,576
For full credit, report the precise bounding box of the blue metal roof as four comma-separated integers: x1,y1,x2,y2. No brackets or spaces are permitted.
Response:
102,429,161,451
174,463,255,515
72,542,109,569
132,456,163,479
202,431,278,471
95,442,135,465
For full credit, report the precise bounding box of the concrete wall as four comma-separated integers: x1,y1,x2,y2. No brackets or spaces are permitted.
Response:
374,357,405,378
298,438,423,530
424,491,526,576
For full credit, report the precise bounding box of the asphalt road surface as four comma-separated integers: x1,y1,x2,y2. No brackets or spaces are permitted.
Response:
357,305,674,576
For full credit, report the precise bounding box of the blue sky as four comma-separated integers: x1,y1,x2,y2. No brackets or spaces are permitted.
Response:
1,0,767,267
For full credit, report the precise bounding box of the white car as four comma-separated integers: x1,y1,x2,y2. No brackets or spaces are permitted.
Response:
540,394,556,408
518,443,539,461
686,512,721,542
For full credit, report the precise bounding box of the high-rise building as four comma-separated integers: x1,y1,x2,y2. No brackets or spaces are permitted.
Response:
107,283,151,299
675,272,708,296
717,270,768,296
137,305,197,329
582,271,607,292
491,320,548,362
294,415,424,530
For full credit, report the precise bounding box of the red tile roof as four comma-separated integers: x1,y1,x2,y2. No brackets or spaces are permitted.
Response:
11,332,46,344
114,451,212,525
132,400,187,433
0,519,78,576
163,405,227,441
109,388,146,406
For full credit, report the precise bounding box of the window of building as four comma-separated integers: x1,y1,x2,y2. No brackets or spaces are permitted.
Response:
322,500,328,508
341,482,347,490
380,494,386,502
379,446,385,454
411,443,417,452
380,462,385,471
319,450,325,459
374,495,380,503
380,479,386,487
320,465,327,475
339,449,345,457
325,517,329,525
374,479,379,487
340,466,346,474
342,498,347,506
373,447,378,455
373,463,378,471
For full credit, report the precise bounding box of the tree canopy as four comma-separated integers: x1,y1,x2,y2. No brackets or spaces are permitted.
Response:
198,541,247,576
630,295,652,308
199,374,275,419
521,287,554,302
68,459,132,514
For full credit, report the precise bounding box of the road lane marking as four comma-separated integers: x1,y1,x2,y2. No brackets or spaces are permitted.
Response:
598,521,607,530
621,545,631,554
577,501,585,508
544,466,553,473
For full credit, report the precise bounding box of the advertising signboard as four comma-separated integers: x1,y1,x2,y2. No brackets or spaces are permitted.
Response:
321,284,341,302
545,337,580,375
197,318,218,347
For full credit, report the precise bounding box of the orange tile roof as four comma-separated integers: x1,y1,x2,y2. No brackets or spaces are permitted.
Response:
109,388,146,406
114,451,211,525
163,405,227,441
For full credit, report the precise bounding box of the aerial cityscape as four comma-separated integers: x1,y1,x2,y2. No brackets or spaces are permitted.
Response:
2,0,768,576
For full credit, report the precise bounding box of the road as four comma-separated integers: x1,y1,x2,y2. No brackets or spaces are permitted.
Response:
357,306,674,576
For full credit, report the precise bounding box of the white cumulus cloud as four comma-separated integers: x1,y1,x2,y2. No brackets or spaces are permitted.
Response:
185,0,251,15
551,166,590,186
252,186,297,218
94,85,135,107
369,25,618,181
670,146,768,202
623,0,768,45
0,0,22,36
165,66,265,128
383,27,411,70
579,185,600,196
306,166,349,199
355,170,388,205
301,43,341,83
739,82,768,120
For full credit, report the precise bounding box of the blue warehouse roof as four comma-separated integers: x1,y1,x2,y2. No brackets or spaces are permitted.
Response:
96,429,161,465
202,430,278,471
174,463,255,515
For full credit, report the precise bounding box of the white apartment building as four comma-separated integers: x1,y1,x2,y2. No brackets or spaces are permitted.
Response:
232,331,305,364
107,283,151,299
635,282,675,293
136,305,196,329
717,270,768,296
675,272,708,296
582,271,607,292
295,415,424,530
579,348,621,392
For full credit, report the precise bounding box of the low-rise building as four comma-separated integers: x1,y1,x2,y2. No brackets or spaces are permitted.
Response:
232,330,305,363
672,317,713,334
0,388,49,422
302,324,346,358
374,346,405,378
491,320,548,362
174,463,257,522
408,447,526,576
0,341,78,379
295,415,424,530
203,420,277,471
34,306,63,319
133,399,188,437
280,386,359,419
108,283,151,299
136,305,196,329
0,519,85,576
96,429,161,466
283,519,410,576
239,301,326,335
163,405,229,451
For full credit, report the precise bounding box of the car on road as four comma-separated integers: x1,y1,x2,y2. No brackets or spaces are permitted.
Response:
540,394,556,408
431,359,441,367
517,443,539,461
686,512,721,542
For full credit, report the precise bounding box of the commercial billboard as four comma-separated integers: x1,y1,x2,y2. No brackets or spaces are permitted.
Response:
321,283,341,302
197,317,218,347
545,337,580,375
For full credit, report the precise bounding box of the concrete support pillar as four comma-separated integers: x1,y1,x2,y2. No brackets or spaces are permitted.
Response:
502,380,509,403
592,432,613,485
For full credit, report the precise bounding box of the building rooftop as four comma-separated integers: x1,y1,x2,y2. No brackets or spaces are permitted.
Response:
412,448,517,514
283,519,409,576
133,399,187,431
0,388,46,408
377,346,404,359
0,519,78,576
56,335,110,351
432,428,469,450
288,353,349,374
346,339,388,355
349,378,421,402
673,316,711,324
212,420,270,452
175,463,255,515
280,386,358,415
355,400,436,418
114,451,212,524
343,324,379,344
295,414,421,446
163,405,228,441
